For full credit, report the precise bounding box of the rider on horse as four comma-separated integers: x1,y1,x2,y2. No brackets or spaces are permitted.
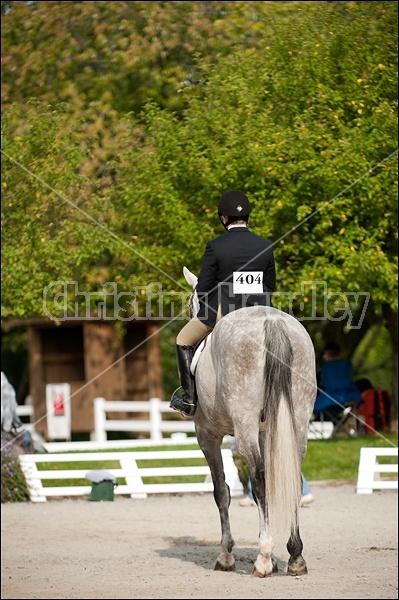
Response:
170,190,276,418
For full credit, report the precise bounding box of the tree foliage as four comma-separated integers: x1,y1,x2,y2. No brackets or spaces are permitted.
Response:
2,1,397,313
1,0,310,117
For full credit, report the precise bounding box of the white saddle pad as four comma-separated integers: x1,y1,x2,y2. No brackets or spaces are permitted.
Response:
190,333,212,376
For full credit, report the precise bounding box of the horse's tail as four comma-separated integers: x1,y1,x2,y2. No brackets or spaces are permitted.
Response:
263,317,301,535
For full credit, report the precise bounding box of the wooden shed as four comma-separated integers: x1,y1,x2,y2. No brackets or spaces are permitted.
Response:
24,318,164,438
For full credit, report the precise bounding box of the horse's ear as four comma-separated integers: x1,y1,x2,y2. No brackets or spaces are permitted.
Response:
183,266,198,289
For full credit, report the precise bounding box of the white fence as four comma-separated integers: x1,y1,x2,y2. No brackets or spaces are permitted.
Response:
93,397,195,442
356,447,398,494
307,420,334,440
94,396,327,442
16,404,35,421
16,398,330,442
19,448,243,503
14,398,193,442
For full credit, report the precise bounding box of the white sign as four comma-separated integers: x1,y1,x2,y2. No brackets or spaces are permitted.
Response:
46,383,71,440
233,271,263,294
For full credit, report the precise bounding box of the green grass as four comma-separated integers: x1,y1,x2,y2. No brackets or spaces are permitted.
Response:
302,433,398,481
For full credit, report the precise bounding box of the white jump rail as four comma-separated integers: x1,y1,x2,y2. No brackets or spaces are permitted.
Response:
19,449,243,503
356,447,398,494
93,397,196,442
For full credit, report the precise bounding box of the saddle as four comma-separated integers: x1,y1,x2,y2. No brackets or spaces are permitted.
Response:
190,332,213,376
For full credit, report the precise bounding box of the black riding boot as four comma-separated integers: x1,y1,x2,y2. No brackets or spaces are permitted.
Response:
169,345,196,418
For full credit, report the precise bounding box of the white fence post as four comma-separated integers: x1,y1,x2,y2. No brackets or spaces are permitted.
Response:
149,397,162,442
94,397,107,443
120,456,147,499
222,449,244,497
18,458,46,503
356,447,398,494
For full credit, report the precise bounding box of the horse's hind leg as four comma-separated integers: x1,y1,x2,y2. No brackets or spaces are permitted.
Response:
287,526,307,576
196,429,235,571
236,437,276,577
247,464,276,577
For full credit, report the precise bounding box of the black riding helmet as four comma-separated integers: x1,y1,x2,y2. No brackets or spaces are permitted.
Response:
218,190,252,229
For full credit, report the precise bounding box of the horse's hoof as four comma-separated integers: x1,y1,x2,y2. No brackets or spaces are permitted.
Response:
214,552,235,571
252,567,273,578
252,554,274,577
287,556,308,576
214,561,235,572
252,567,266,578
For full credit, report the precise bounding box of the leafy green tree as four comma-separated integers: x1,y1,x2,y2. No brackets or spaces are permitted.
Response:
1,0,309,118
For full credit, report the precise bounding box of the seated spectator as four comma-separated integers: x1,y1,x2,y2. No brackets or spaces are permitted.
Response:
313,342,364,417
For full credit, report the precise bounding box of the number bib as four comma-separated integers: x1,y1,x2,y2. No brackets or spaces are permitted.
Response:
233,271,263,294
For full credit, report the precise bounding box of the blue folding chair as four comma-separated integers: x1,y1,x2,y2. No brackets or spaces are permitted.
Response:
313,359,364,437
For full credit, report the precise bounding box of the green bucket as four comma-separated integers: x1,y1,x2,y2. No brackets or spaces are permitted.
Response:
89,480,115,502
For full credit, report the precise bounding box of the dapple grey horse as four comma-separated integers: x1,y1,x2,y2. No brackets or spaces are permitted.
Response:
183,267,317,577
